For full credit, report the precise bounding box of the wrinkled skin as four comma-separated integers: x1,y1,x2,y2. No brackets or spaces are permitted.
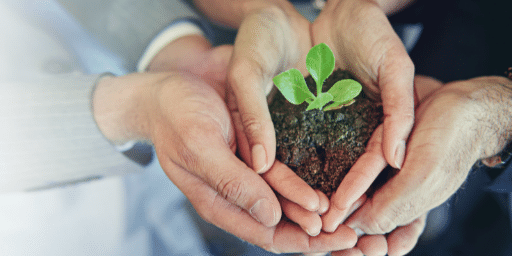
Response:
142,35,359,253
326,76,512,255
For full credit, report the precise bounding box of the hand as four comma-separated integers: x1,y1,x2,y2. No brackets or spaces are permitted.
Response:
185,2,312,174
94,34,362,252
222,4,336,238
225,4,312,174
330,214,427,256
152,71,357,253
312,0,415,175
319,76,440,255
321,75,512,256
325,123,427,256
148,51,359,252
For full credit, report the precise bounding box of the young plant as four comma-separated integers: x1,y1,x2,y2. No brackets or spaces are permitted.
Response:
272,43,362,111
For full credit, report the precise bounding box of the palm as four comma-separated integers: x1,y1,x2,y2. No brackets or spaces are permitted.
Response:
312,0,415,172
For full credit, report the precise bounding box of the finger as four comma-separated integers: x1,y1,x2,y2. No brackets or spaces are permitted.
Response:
378,49,415,169
227,9,296,174
331,248,364,256
316,190,330,215
167,160,358,253
357,235,388,256
231,103,251,164
273,223,358,253
160,125,280,227
279,195,322,237
387,214,427,256
262,160,320,212
322,125,386,232
227,58,276,174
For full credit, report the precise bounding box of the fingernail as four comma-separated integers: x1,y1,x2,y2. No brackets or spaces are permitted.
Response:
250,199,277,227
304,225,321,237
394,140,406,169
252,144,268,173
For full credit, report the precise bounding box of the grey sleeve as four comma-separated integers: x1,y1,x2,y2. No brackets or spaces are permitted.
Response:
0,74,141,193
57,0,201,71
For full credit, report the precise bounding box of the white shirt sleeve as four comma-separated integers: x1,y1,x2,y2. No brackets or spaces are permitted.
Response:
0,74,141,193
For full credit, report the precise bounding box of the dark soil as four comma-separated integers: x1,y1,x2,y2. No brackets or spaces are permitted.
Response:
269,70,384,198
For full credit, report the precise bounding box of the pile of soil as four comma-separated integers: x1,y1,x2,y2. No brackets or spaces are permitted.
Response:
269,70,384,197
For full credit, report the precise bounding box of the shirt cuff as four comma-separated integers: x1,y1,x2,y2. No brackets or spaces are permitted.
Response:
137,19,205,72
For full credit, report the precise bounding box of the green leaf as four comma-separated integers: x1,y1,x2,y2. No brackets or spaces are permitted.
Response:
273,68,315,104
306,43,335,95
306,92,333,111
327,79,362,104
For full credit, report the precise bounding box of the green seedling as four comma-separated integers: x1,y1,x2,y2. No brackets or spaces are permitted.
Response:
272,43,362,111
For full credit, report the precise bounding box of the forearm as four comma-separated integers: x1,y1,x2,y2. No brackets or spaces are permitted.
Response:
471,77,512,160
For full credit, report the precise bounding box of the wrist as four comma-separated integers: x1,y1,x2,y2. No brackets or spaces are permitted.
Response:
138,20,209,73
92,73,171,145
146,34,211,73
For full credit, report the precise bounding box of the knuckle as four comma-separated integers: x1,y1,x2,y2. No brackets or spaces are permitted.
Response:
216,175,248,205
241,114,265,138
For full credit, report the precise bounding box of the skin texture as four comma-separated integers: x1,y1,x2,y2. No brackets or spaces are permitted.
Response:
92,35,359,253
344,76,512,235
190,0,423,253
95,1,512,254
329,76,512,256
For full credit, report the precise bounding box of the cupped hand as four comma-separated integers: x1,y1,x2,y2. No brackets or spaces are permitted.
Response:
224,5,336,236
319,76,442,255
147,71,358,253
322,122,427,256
226,5,312,174
141,36,360,252
330,213,427,256
323,75,512,256
344,76,512,235
312,0,415,171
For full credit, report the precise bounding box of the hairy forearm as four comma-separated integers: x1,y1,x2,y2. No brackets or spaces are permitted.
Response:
471,77,512,159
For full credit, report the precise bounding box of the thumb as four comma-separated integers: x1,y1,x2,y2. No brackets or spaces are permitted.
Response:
227,59,276,174
225,6,306,174
161,128,281,227
378,51,415,169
